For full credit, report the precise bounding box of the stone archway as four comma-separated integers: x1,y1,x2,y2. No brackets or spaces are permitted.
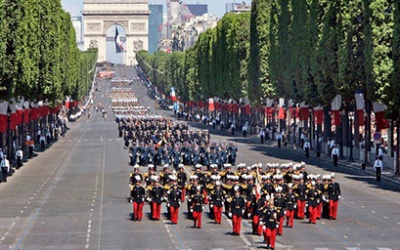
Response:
82,0,150,65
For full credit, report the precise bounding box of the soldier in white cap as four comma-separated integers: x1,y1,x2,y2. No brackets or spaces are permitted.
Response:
210,181,225,224
306,181,321,224
190,185,205,228
167,176,182,224
130,176,146,221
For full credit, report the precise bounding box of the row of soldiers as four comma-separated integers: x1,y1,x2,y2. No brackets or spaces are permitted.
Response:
129,161,341,250
127,141,239,170
118,117,211,146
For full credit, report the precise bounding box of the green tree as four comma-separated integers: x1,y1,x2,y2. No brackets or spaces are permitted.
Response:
248,0,273,104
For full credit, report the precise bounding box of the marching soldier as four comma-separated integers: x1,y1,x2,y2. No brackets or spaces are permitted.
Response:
306,181,321,224
191,186,205,228
130,176,146,221
210,181,225,224
167,177,182,224
230,189,245,236
327,174,341,220
261,199,278,250
147,176,164,220
176,164,187,201
252,194,269,236
274,186,286,235
285,184,297,228
294,176,307,219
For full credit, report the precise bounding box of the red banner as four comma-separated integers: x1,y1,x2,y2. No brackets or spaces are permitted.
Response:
0,115,7,133
357,110,364,126
24,109,30,123
232,104,239,113
331,110,341,126
278,107,285,120
245,104,251,115
314,109,324,125
375,112,389,131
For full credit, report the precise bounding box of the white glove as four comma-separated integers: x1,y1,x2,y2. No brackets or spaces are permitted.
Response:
276,224,279,229
142,198,145,202
228,212,232,217
130,199,133,204
167,203,170,207
338,195,341,200
178,201,181,205
242,210,245,215
294,204,297,209
263,225,266,230
210,204,214,208
190,209,193,213
259,221,263,226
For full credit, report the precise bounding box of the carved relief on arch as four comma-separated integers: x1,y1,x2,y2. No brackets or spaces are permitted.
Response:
133,39,144,51
89,39,98,48
130,22,146,32
103,20,129,33
86,22,102,32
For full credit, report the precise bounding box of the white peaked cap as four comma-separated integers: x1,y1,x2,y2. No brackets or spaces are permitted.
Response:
133,164,140,169
148,164,154,169
311,181,316,186
275,186,283,193
195,164,203,169
237,163,246,168
216,181,221,186
210,164,218,168
190,175,198,180
151,176,159,181
288,183,293,189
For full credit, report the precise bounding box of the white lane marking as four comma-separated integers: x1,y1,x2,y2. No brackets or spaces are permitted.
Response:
397,222,400,225
371,211,376,214
344,235,348,239
384,216,388,219
361,206,364,208
97,137,106,250
377,248,393,250
107,139,113,142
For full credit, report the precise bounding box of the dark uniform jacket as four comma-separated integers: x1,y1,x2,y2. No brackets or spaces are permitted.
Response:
274,196,286,218
306,188,321,207
295,183,307,201
211,188,225,207
149,185,164,204
263,208,278,229
191,194,205,212
285,192,297,211
231,196,245,216
131,185,146,203
168,188,182,208
328,182,341,201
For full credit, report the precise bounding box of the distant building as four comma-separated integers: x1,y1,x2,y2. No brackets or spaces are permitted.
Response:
225,3,251,14
149,4,163,54
71,16,82,43
186,4,208,17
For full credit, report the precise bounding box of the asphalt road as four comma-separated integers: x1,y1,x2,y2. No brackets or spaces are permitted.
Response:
0,65,399,250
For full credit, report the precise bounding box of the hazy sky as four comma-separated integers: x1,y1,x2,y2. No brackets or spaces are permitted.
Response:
61,0,252,18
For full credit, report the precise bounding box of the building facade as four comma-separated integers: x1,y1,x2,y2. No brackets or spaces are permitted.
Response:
149,4,163,54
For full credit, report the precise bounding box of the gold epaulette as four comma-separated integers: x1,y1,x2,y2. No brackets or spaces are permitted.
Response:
241,183,248,189
223,184,232,190
185,184,192,190
147,186,153,191
164,184,170,191
219,171,227,177
306,183,312,189
130,173,133,177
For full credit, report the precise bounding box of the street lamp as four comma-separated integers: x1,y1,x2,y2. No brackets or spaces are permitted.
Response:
6,107,11,160
348,110,355,162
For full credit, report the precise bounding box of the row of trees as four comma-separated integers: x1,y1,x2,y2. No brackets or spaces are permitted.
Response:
137,12,251,103
137,0,400,121
0,0,97,105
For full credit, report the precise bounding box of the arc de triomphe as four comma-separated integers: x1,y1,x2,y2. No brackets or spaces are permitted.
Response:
82,0,149,65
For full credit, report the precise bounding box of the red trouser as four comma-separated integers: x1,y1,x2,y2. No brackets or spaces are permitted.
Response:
308,206,317,223
263,228,277,248
232,215,242,234
213,206,223,224
133,202,144,220
285,210,295,228
329,200,339,219
297,200,306,218
192,211,202,228
151,202,162,220
245,201,252,217
252,215,260,234
170,206,179,224
181,188,186,202
277,216,284,235
316,202,323,219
